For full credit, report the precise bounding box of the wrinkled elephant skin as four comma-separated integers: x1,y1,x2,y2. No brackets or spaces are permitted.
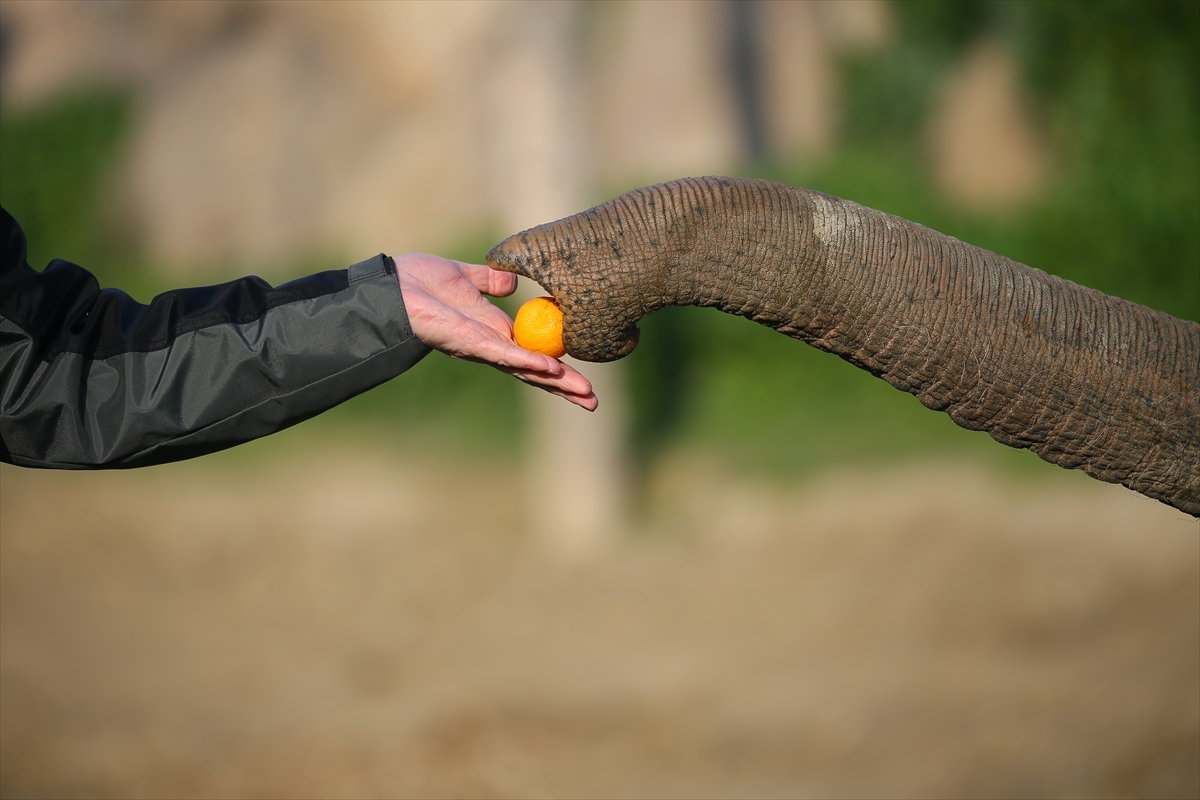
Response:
488,177,1200,516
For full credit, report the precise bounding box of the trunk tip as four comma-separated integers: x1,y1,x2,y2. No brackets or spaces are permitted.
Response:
485,235,527,276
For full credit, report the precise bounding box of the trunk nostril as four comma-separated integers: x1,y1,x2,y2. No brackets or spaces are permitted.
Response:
485,238,523,273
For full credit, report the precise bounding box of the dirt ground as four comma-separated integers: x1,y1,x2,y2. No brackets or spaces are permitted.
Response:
1,441,1197,799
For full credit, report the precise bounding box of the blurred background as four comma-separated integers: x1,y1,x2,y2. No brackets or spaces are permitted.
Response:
1,1,1197,797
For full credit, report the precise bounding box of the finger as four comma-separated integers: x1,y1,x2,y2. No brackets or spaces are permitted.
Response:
553,389,599,411
458,333,566,375
511,374,599,411
509,371,593,399
504,362,594,397
456,261,517,297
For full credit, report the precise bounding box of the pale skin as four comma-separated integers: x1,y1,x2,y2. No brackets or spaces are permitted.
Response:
394,253,598,411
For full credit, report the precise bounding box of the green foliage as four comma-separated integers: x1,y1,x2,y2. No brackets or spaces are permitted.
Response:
839,0,1200,321
1,90,132,274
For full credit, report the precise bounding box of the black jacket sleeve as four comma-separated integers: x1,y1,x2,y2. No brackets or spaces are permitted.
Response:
0,207,431,468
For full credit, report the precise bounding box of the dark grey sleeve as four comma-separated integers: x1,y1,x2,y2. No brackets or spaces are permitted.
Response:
0,211,430,468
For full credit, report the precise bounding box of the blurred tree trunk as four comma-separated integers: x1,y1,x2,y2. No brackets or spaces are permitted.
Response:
485,1,629,557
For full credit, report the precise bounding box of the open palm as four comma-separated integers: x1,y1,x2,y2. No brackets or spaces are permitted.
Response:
395,253,597,410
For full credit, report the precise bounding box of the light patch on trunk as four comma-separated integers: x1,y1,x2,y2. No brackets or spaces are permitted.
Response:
810,193,843,247
809,192,863,256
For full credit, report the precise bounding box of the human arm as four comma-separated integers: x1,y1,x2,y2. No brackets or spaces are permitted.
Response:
0,207,431,468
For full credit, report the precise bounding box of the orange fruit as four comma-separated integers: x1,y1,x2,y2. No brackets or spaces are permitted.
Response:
513,296,566,358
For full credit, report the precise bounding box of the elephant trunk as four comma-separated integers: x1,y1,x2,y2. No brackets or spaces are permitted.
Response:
487,177,1200,516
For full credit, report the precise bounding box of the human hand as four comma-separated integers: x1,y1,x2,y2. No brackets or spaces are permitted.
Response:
395,253,598,411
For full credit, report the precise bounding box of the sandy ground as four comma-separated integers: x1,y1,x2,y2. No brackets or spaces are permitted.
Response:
1,442,1197,799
